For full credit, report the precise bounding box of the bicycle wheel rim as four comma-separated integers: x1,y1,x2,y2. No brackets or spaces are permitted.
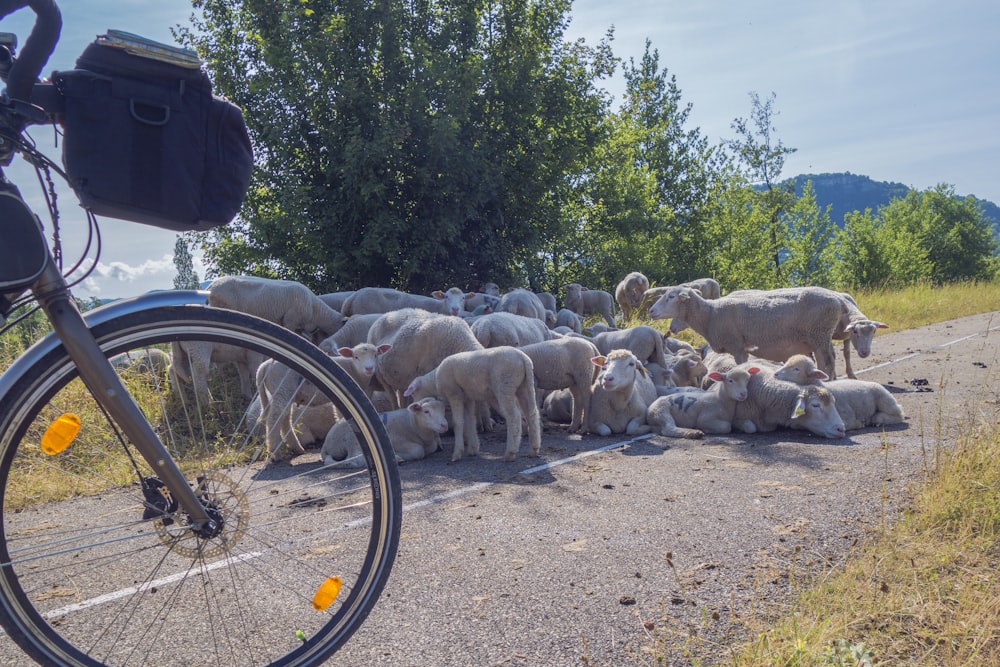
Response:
0,305,401,667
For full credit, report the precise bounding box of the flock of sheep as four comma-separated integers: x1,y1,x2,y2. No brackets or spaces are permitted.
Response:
152,273,906,467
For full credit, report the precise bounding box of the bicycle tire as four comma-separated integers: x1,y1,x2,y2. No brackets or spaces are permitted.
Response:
0,305,401,666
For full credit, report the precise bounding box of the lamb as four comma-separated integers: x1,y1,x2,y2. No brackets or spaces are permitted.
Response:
822,379,906,430
470,311,551,348
318,291,355,312
774,353,904,429
518,336,600,433
431,286,478,316
648,286,846,379
614,272,650,322
403,346,542,462
243,395,337,449
321,397,450,468
169,340,264,405
702,355,846,438
496,288,548,323
666,351,708,388
832,292,889,379
646,365,760,438
319,313,383,351
112,347,171,377
587,349,658,436
341,287,449,316
207,275,344,341
256,342,390,461
591,325,668,371
367,308,483,408
563,283,616,327
554,308,583,333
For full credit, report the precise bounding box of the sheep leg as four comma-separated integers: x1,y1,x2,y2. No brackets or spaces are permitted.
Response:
625,417,651,436
496,394,524,461
842,339,856,379
462,398,481,457
653,412,703,439
568,385,588,433
517,385,542,457
815,342,838,380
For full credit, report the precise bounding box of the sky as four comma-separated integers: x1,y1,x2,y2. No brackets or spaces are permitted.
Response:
4,0,998,300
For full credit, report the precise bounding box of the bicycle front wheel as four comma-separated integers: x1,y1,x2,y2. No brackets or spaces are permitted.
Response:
0,305,401,667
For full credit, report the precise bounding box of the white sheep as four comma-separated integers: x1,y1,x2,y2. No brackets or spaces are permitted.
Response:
563,283,616,327
666,351,708,388
470,311,551,348
833,292,889,379
554,308,583,333
341,287,448,316
243,395,337,449
169,340,264,406
496,288,548,323
111,347,171,377
822,379,906,430
614,272,650,322
404,346,542,461
464,292,502,313
646,364,760,438
431,286,478,316
587,349,657,436
773,354,830,384
591,325,668,371
256,342,390,461
319,313,383,351
649,286,846,379
207,275,344,341
703,355,846,438
536,291,558,313
367,308,483,408
321,397,450,468
518,336,600,433
585,322,617,336
318,291,355,312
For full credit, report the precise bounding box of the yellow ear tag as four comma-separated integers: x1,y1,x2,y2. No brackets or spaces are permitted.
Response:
312,576,343,611
791,398,806,419
41,413,81,455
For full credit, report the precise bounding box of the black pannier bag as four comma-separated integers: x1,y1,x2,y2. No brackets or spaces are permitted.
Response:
53,31,253,231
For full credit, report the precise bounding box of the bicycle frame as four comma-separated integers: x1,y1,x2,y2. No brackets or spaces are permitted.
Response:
2,255,219,530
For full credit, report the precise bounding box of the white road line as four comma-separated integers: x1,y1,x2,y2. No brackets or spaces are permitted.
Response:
855,324,1000,376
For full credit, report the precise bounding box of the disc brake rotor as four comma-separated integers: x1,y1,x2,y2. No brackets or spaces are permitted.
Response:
154,471,250,559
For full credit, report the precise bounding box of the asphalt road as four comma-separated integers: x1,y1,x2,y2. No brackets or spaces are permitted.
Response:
321,310,1000,667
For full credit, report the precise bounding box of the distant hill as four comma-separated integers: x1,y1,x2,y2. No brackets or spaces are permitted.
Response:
782,172,1000,242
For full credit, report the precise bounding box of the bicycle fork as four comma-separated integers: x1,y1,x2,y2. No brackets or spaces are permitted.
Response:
31,258,218,534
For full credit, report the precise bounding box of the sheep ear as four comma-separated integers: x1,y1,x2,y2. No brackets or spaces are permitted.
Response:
678,290,690,302
403,379,420,397
790,396,807,419
810,369,829,381
337,346,354,358
377,343,392,355
844,322,856,333
637,363,648,378
707,371,724,383
431,290,445,299
591,356,607,368
407,402,422,413
465,292,477,299
875,322,889,329
747,367,761,375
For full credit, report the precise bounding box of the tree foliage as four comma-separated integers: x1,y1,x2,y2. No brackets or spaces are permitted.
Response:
172,235,201,290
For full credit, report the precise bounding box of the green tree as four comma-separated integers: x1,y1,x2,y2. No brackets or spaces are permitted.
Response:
831,209,893,289
725,92,797,273
780,180,836,287
181,0,611,294
172,235,201,290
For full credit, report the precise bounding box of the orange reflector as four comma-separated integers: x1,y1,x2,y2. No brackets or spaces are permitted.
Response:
312,576,343,611
41,413,81,455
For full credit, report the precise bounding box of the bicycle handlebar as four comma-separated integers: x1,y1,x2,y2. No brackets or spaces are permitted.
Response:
0,0,60,102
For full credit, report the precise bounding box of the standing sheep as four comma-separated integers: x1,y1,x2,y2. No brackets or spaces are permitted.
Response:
587,349,657,436
169,340,263,406
518,336,600,433
833,292,889,379
496,288,548,323
470,311,551,348
563,283,616,327
591,325,668,372
367,309,483,408
404,346,542,462
207,275,344,341
431,286,478,316
615,272,650,323
648,286,846,379
342,287,450,316
646,365,760,438
321,397,450,468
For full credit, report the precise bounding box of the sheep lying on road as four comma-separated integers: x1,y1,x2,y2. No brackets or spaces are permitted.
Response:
824,379,906,430
564,283,616,327
773,354,830,384
321,397,450,468
615,272,650,322
646,365,760,438
587,349,657,436
207,275,343,341
649,286,846,379
404,346,542,462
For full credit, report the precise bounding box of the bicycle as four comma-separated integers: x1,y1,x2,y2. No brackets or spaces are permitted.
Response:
0,1,402,665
